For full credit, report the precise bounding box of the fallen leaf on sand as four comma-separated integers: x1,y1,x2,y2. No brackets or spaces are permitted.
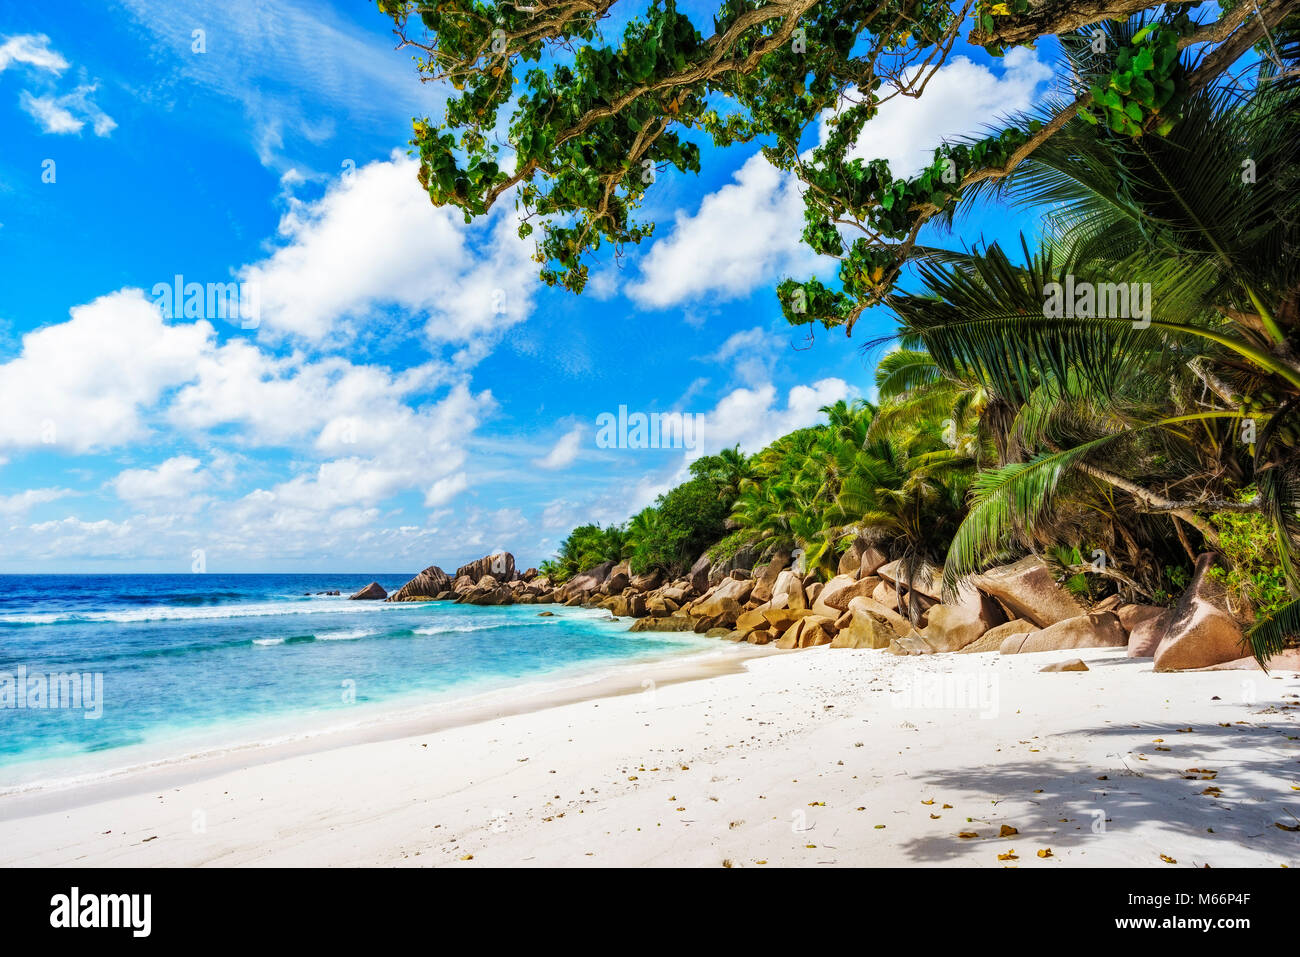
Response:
930,814,941,819
1000,825,1019,837
922,799,935,805
942,803,953,809
1276,822,1300,832
1160,854,1177,863
998,851,1018,861
460,854,474,861
958,831,979,839
1037,849,1053,858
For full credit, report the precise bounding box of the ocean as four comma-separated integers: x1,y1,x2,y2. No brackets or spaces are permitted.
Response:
0,574,710,790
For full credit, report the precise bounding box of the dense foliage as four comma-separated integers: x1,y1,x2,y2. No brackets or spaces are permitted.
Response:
387,2,1300,660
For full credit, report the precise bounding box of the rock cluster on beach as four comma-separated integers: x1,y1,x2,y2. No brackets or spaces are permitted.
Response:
378,546,1266,671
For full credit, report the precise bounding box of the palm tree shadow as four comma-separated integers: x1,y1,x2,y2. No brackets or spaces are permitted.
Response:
894,716,1300,864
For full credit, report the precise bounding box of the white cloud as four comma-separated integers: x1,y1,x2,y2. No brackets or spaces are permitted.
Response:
238,153,536,346
424,471,469,508
113,455,208,503
117,0,444,169
0,487,72,515
625,49,1051,313
535,427,583,470
0,34,68,74
0,289,213,454
695,377,852,458
711,326,785,387
823,47,1052,178
19,84,116,136
628,152,833,309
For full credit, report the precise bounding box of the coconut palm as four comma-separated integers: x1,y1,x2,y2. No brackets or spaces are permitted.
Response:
874,50,1300,658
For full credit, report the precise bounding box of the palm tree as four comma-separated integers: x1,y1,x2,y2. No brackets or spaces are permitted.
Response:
873,43,1300,658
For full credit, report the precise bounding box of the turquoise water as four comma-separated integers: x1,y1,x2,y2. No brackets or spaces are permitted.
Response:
0,574,710,789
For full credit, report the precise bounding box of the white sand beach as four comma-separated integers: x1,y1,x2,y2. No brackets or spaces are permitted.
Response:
1,645,1297,868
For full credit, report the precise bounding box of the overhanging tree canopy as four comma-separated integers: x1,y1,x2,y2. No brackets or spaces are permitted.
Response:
376,0,1294,328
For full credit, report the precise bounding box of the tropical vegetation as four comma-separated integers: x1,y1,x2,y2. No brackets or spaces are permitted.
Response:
387,2,1300,660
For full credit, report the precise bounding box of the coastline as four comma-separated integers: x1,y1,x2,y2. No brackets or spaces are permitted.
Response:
2,644,1296,868
0,635,773,816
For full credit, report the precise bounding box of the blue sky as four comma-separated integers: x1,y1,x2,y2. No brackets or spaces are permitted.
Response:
0,0,1055,572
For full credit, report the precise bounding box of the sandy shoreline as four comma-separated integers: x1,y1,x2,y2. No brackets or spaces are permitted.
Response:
1,645,1297,867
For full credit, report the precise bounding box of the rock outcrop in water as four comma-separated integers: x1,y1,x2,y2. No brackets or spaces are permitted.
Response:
349,582,387,600
455,552,516,583
387,565,452,602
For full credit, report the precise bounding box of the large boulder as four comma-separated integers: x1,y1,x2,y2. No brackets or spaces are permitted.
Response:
645,592,680,616
387,565,451,602
971,555,1087,628
688,552,712,595
630,568,663,592
708,545,760,586
465,585,512,606
660,582,692,604
872,579,901,610
859,545,888,578
348,581,387,600
603,562,632,595
736,596,789,633
1153,554,1247,671
692,577,755,620
456,552,516,583
999,612,1126,654
830,606,895,649
561,560,617,599
811,574,881,618
846,596,912,638
770,569,807,609
762,605,813,635
750,550,793,603
452,574,476,594
836,539,868,578
1121,604,1170,657
775,614,837,649
959,618,1035,654
913,591,1004,653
